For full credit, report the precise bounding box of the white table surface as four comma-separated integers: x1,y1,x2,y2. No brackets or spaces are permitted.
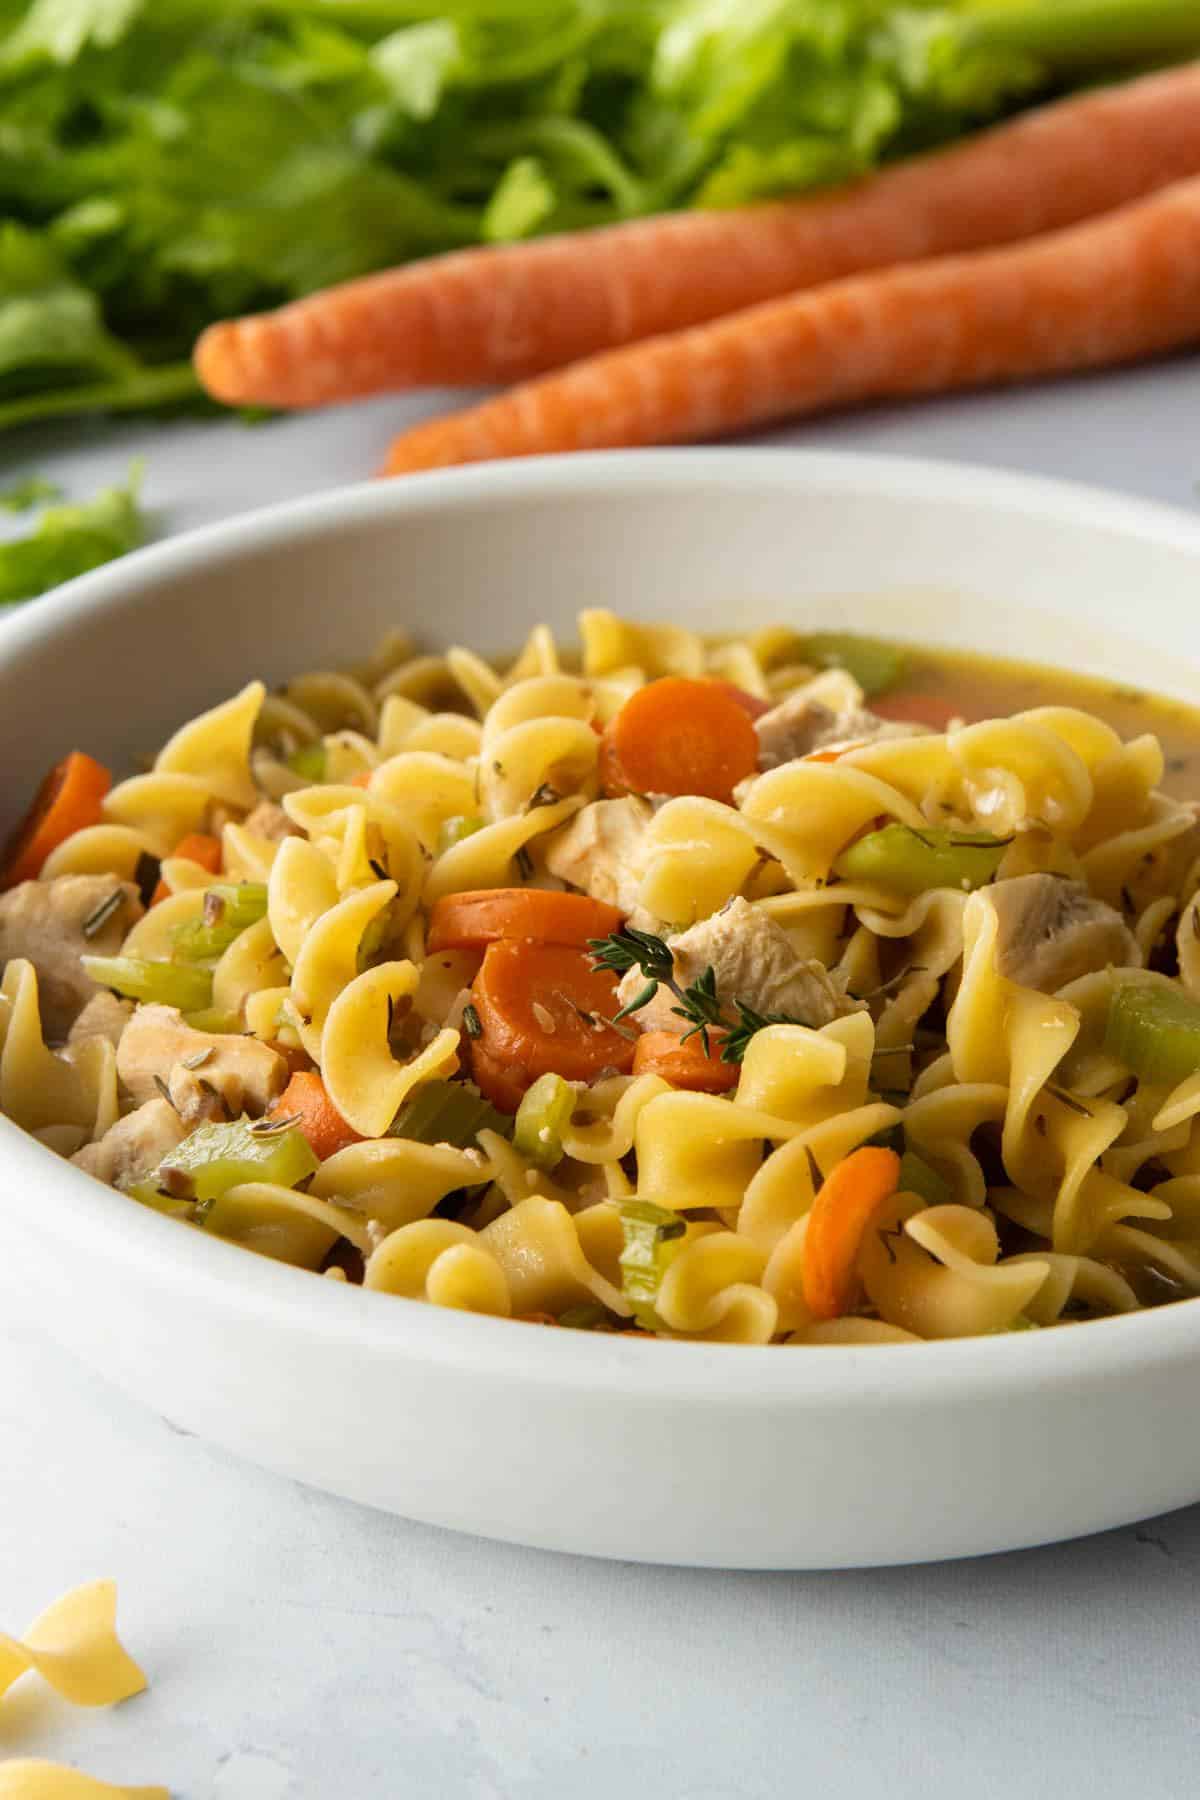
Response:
6,363,1200,1800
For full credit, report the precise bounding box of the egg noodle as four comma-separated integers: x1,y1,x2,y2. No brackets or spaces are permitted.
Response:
4,611,1200,1345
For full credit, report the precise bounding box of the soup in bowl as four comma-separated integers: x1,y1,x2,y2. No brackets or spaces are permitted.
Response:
5,609,1200,1349
3,449,1200,1567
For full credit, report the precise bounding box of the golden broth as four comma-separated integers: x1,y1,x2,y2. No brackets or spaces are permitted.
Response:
890,644,1200,800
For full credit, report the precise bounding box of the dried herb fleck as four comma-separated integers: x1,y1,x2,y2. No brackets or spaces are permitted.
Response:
81,888,126,939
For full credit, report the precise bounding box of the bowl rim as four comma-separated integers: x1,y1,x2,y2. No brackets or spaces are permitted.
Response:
5,444,1200,1404
7,443,1200,663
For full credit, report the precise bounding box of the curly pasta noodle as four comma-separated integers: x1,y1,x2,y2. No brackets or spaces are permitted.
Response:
6,612,1200,1344
0,1583,145,1711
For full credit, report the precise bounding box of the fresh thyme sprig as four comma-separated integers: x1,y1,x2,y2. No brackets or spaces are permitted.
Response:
588,927,801,1064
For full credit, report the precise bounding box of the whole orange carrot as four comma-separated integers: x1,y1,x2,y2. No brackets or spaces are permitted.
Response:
380,174,1200,475
196,63,1200,410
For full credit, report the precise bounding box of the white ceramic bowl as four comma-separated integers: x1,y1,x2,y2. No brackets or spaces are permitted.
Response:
4,449,1200,1570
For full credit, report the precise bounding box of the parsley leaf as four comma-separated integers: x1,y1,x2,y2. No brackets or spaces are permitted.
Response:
0,462,147,605
0,473,63,512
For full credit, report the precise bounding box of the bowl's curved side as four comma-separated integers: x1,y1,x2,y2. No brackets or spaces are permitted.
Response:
6,1118,1200,1568
4,448,1200,1567
3,447,1200,830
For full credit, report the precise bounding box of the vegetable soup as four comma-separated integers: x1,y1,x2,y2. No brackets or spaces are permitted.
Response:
4,613,1199,1345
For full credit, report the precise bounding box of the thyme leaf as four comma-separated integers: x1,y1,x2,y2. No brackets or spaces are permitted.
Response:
81,887,126,939
588,927,804,1063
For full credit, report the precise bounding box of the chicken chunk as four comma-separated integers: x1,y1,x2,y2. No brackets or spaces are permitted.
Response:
0,876,142,1041
117,1004,287,1122
72,1097,187,1186
241,801,299,842
989,875,1136,993
755,687,928,774
67,990,133,1051
617,896,861,1035
544,797,652,917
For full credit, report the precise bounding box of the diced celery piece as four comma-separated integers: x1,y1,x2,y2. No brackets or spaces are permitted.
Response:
156,1118,318,1207
389,1078,512,1147
618,1199,686,1311
183,1007,244,1035
512,1072,576,1170
1007,1315,1041,1333
801,633,906,698
122,1178,193,1218
288,742,327,782
172,883,269,962
1104,984,1200,1087
82,954,213,1012
835,824,1007,897
898,1150,954,1211
439,813,485,852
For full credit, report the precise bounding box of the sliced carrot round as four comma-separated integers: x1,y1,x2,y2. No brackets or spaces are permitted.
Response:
428,887,623,953
470,939,634,1100
468,1040,532,1114
151,830,222,904
3,751,112,888
632,1029,739,1094
271,1069,363,1161
802,1146,902,1322
599,677,759,805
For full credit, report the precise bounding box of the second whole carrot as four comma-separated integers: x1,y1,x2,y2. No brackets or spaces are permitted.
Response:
380,174,1200,475
196,63,1200,410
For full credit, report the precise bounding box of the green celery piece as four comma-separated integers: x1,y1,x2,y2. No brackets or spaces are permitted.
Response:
0,474,63,512
801,633,906,698
287,742,327,783
122,1178,193,1218
389,1078,512,1148
898,1149,954,1211
1006,1314,1041,1332
81,953,212,1011
183,1006,243,1035
172,883,269,962
438,814,484,853
1104,985,1200,1088
512,1072,576,1171
618,1198,686,1309
0,364,203,435
835,824,1008,898
0,467,146,605
965,0,1200,69
156,1118,319,1207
